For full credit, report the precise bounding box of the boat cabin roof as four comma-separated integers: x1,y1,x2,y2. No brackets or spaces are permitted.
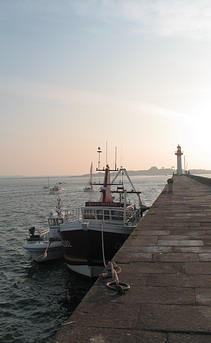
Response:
85,201,124,207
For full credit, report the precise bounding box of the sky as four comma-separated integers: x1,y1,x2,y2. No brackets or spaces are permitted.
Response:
1,0,211,176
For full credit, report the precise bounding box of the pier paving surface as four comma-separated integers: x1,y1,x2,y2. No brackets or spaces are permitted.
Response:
52,175,211,343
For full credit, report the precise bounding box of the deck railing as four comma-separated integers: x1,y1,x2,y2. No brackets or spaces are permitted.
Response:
65,206,141,226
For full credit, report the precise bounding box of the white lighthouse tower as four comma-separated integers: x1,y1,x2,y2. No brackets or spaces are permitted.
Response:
175,144,183,175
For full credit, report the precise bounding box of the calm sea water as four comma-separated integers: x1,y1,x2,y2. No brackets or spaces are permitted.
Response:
0,174,169,343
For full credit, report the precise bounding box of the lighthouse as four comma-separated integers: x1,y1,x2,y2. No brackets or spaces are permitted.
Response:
175,144,183,175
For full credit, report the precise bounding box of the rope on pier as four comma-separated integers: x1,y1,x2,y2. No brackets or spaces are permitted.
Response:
99,261,121,278
106,261,130,295
100,223,130,294
99,261,130,295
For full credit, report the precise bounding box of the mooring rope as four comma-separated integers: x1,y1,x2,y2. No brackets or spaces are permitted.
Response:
100,222,107,268
36,241,50,262
106,261,130,295
99,223,130,294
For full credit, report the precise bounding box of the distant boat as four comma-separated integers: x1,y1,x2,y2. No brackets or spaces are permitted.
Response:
23,198,71,262
43,177,50,189
83,162,95,192
49,183,64,194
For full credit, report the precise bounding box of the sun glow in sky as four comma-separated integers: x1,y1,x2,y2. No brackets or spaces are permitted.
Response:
1,0,211,176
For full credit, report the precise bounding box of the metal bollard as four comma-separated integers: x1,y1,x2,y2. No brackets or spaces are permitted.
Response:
167,178,173,193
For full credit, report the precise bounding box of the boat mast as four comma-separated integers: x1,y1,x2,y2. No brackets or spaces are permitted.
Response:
106,141,108,166
100,165,113,203
97,147,102,171
115,146,117,171
89,162,93,185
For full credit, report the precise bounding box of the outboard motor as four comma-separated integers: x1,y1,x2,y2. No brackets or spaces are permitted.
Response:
29,227,35,237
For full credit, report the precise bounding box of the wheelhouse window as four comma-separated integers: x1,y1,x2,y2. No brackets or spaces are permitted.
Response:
111,210,123,221
83,210,95,219
104,210,110,220
97,210,103,220
48,218,63,226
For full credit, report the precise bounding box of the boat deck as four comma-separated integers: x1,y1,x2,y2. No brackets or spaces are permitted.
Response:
51,175,211,343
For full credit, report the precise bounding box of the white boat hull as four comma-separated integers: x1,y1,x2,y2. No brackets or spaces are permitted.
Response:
83,188,95,192
23,241,63,262
66,263,103,278
49,189,64,194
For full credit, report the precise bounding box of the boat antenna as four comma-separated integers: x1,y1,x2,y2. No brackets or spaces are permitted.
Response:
97,146,102,170
106,141,108,166
115,146,117,171
56,197,62,216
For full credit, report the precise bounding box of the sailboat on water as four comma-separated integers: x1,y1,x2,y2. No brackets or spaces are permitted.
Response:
83,162,95,192
43,177,50,189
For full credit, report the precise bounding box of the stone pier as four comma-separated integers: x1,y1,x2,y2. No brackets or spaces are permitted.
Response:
51,175,211,343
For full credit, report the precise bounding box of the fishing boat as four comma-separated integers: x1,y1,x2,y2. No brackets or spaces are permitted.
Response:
23,198,71,262
49,183,64,194
60,163,149,277
83,162,95,192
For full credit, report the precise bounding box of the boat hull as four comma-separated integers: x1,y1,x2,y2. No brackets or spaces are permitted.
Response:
83,187,95,192
23,241,63,262
61,224,134,277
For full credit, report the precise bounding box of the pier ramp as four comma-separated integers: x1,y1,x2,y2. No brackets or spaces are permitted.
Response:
52,175,211,343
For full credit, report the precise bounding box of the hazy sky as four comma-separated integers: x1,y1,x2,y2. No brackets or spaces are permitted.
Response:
1,0,211,176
